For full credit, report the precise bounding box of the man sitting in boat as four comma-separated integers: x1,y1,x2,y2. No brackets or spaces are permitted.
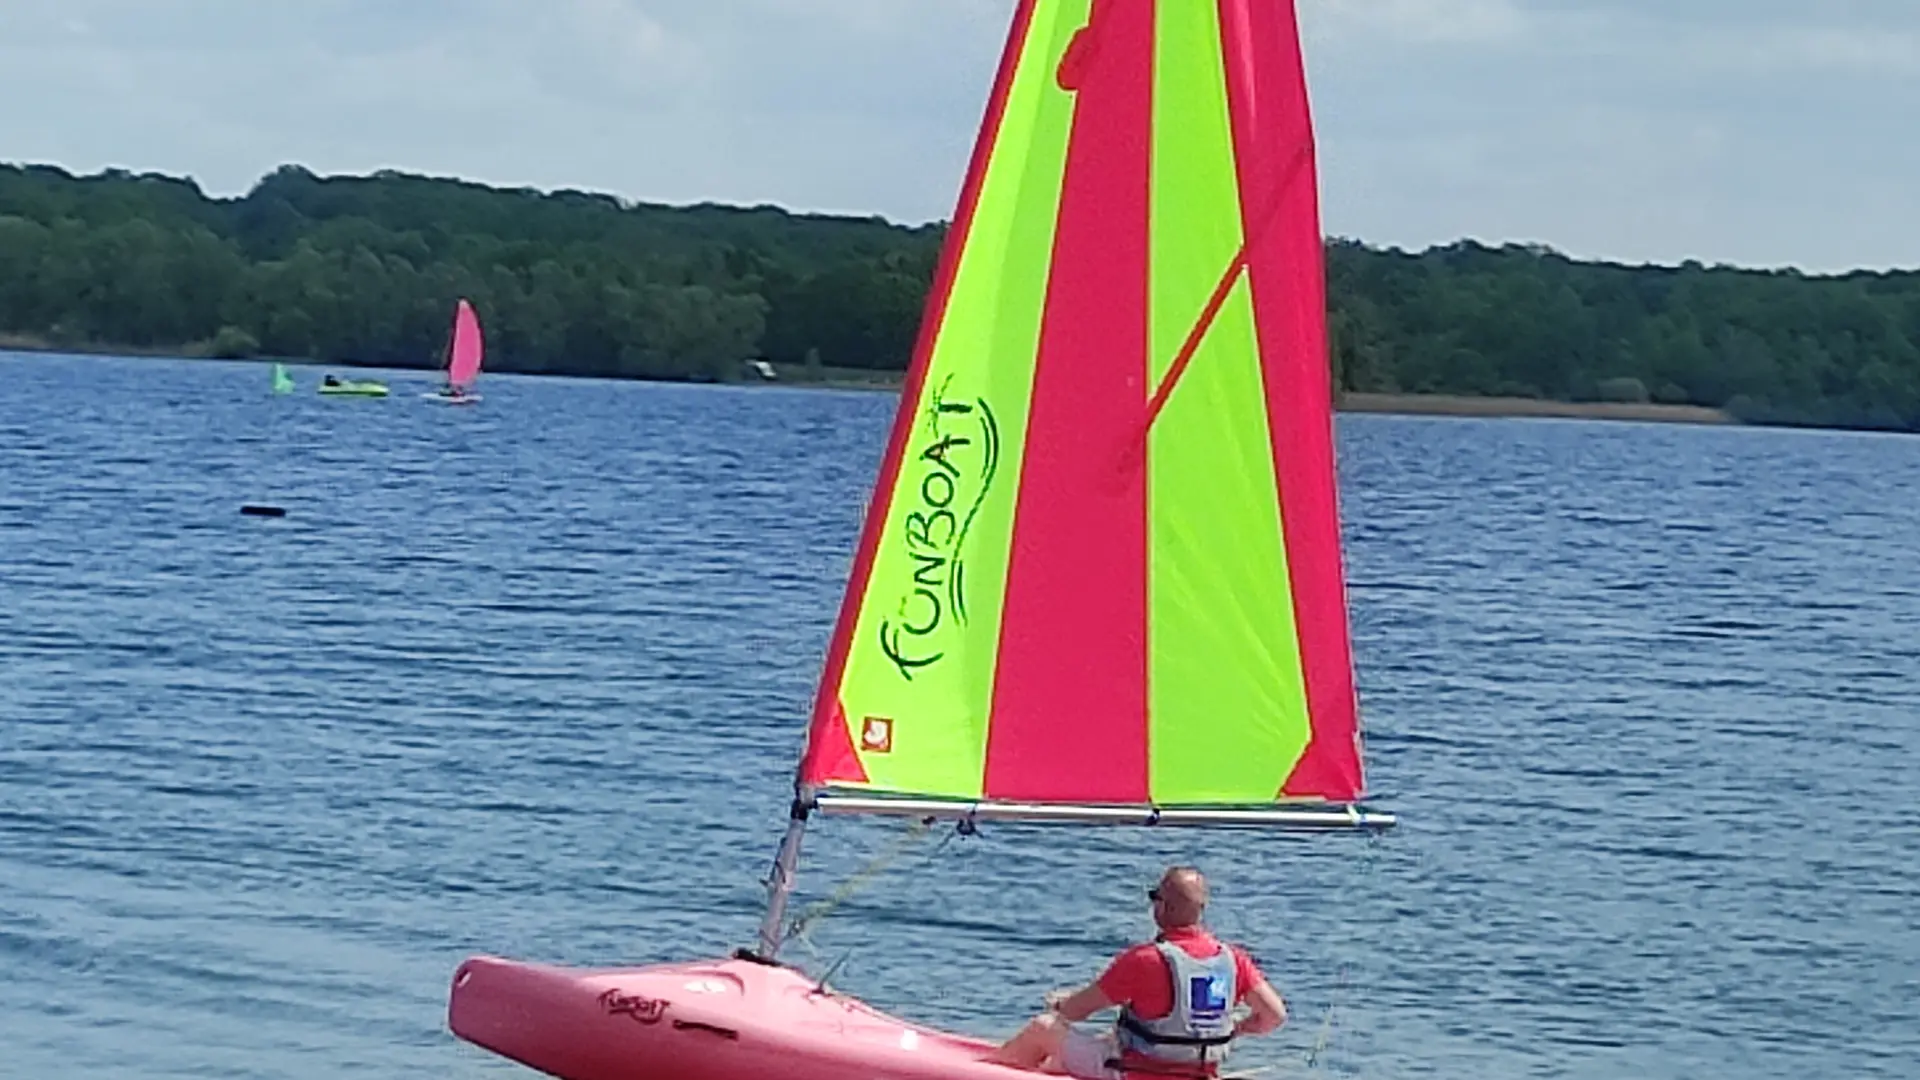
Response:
323,374,341,387
988,866,1287,1079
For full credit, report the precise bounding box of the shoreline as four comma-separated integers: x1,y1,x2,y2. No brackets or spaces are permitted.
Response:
2,343,1739,427
0,333,216,360
773,377,1742,427
1335,392,1736,426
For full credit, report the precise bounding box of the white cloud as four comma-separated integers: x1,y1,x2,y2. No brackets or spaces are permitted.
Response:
1302,0,1530,47
0,0,1914,270
1703,24,1920,76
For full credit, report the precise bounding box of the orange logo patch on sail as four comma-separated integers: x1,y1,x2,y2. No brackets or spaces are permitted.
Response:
860,717,895,753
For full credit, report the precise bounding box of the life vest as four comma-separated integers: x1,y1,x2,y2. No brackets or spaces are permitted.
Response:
1113,941,1238,1069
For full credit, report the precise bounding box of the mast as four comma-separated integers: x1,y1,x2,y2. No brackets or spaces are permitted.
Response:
753,789,814,960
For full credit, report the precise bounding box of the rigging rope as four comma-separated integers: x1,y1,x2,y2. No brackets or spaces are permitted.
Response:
784,814,968,953
1296,828,1385,1078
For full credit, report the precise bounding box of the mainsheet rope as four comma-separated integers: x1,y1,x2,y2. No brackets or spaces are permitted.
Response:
1297,828,1385,1078
783,814,973,956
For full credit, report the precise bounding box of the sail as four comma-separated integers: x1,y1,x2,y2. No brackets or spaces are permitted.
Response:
448,299,483,389
272,363,294,394
799,0,1366,808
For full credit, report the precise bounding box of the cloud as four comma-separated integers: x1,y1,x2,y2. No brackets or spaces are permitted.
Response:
1299,0,1920,270
0,0,1913,270
1688,23,1920,76
1302,0,1530,47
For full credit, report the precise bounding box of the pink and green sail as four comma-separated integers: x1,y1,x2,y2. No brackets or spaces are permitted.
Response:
799,0,1367,808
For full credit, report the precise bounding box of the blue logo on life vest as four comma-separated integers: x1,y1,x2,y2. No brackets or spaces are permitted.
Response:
1188,975,1228,1019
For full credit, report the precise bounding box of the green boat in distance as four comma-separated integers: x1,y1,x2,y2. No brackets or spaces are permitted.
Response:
317,373,388,397
271,362,295,394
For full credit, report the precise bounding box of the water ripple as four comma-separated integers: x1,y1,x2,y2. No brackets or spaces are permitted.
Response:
2,356,1917,1079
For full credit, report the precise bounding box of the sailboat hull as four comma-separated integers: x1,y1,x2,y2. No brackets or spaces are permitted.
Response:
449,955,1048,1080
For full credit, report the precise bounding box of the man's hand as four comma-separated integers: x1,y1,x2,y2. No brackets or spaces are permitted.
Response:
1045,983,1116,1023
1235,980,1288,1037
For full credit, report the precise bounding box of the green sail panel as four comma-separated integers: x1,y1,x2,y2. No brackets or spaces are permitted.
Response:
801,0,1090,799
1145,0,1310,803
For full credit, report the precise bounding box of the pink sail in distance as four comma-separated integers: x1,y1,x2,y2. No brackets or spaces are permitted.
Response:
449,299,483,390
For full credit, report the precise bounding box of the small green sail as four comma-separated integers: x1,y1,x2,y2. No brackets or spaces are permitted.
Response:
271,363,294,394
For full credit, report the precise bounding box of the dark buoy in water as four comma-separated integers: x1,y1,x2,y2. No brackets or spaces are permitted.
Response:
240,504,286,518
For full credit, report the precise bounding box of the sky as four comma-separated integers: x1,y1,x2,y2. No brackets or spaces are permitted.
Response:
0,0,1914,273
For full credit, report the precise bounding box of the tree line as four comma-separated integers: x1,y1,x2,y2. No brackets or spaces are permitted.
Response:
2,162,1917,429
1326,240,1920,430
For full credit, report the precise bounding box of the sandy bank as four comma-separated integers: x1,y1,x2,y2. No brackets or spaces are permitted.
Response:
1335,392,1735,425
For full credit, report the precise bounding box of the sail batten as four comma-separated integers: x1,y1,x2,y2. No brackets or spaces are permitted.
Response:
1144,255,1248,426
799,0,1376,812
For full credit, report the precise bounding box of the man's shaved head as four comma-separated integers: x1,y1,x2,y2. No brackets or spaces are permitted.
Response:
1153,865,1209,929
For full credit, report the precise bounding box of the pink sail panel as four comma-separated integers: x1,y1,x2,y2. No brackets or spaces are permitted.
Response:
981,0,1154,804
1222,0,1362,800
449,299,484,389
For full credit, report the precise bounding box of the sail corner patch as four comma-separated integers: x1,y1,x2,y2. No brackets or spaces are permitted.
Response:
860,717,895,754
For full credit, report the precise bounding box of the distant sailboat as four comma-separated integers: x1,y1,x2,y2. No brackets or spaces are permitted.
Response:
271,362,294,394
318,373,390,397
426,299,483,404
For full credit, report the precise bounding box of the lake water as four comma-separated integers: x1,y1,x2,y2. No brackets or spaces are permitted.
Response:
2,351,1915,1080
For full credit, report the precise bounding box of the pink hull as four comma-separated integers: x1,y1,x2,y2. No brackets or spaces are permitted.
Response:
449,955,1048,1080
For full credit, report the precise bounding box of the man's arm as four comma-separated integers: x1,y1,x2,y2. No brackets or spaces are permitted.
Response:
1234,979,1287,1037
1045,983,1117,1024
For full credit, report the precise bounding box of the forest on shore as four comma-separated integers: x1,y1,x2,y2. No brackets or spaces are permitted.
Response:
3,162,1918,430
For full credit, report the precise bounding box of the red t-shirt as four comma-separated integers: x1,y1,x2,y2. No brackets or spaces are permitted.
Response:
1095,925,1266,1021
